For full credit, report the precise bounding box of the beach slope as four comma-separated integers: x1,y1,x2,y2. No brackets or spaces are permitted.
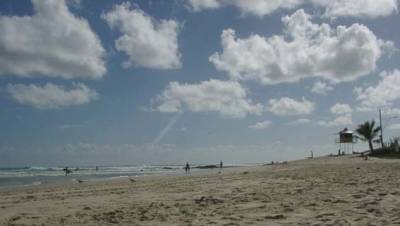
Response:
1,155,400,225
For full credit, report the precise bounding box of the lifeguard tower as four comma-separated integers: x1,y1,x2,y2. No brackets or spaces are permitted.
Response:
336,128,356,154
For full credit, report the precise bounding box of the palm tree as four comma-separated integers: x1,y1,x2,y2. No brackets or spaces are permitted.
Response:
356,120,381,152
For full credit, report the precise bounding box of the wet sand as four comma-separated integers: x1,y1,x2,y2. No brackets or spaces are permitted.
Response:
1,155,400,225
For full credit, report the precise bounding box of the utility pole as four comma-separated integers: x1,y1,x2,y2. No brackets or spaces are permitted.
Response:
379,108,384,148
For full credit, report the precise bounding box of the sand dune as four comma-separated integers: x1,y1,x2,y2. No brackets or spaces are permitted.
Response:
1,155,400,225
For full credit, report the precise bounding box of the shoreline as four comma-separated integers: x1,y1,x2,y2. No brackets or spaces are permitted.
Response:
2,155,400,225
0,163,253,189
0,163,253,192
0,154,389,191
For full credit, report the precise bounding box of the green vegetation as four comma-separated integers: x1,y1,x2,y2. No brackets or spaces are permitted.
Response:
355,120,381,152
369,137,400,158
354,120,400,158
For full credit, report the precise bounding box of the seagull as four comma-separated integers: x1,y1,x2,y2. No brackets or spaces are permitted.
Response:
129,177,136,183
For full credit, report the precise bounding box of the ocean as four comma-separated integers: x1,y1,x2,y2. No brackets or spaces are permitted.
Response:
0,164,245,188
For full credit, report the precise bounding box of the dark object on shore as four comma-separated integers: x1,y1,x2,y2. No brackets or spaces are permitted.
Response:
195,165,218,169
129,177,136,183
369,146,400,158
77,179,84,183
162,167,174,170
185,162,190,173
194,196,224,205
63,167,72,176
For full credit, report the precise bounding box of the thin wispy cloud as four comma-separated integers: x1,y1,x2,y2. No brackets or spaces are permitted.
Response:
249,120,272,129
153,112,183,144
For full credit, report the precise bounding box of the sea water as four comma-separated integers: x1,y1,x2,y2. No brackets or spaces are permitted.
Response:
0,164,245,188
0,165,183,187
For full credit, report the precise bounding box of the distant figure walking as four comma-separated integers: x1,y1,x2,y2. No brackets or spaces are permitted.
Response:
220,161,223,169
63,166,72,176
310,150,313,159
185,162,190,173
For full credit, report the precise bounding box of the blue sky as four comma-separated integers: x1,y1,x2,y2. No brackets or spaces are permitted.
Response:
1,0,400,167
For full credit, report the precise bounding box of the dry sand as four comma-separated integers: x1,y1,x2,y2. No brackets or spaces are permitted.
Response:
1,155,400,225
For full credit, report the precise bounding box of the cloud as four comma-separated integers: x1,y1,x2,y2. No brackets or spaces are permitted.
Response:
330,103,352,115
0,0,106,79
154,79,263,118
267,97,314,116
249,120,272,129
317,102,353,127
311,81,333,95
210,10,392,85
186,0,302,16
287,118,311,125
316,114,353,127
186,0,221,11
153,112,183,144
186,0,303,17
355,70,400,111
229,0,303,17
388,123,400,130
186,0,398,18
6,83,98,109
102,2,181,69
312,0,399,19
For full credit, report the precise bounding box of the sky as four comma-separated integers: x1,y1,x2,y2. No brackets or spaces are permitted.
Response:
1,0,400,167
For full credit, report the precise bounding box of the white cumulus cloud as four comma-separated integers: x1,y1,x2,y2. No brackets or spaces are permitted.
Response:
330,103,352,115
312,0,398,19
287,118,311,125
6,83,98,109
267,97,314,116
317,103,353,127
186,0,221,11
0,0,106,79
229,0,303,17
155,79,263,118
355,70,400,111
187,0,398,18
186,0,302,16
210,9,392,85
102,2,181,69
316,114,353,127
311,81,334,95
249,120,272,129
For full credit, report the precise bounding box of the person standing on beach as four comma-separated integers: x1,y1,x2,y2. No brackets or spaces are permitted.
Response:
63,166,71,176
185,162,190,173
220,161,223,169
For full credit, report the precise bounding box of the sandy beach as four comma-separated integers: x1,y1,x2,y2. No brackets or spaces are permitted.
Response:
1,155,400,225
